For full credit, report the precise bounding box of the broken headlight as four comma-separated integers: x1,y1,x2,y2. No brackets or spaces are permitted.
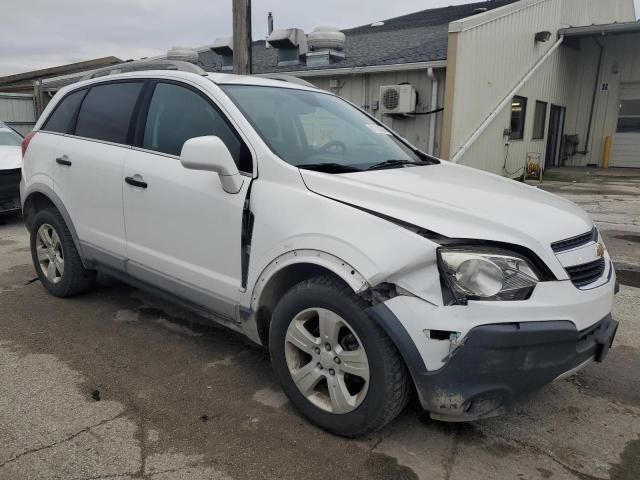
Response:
438,248,540,304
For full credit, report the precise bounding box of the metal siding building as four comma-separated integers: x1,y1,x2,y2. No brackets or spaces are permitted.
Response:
16,0,640,173
442,0,639,173
0,93,37,135
566,31,640,168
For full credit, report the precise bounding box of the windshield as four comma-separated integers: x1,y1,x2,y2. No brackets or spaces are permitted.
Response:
221,85,435,172
0,128,23,147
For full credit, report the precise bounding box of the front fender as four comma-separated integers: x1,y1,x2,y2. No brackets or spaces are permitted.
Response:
249,249,369,311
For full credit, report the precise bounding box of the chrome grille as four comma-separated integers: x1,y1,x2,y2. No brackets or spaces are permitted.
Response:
551,227,598,253
565,257,606,288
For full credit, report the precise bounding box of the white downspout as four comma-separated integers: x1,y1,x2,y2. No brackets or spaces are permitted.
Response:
427,67,439,156
451,35,565,164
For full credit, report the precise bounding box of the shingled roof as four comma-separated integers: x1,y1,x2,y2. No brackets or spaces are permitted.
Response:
198,0,519,74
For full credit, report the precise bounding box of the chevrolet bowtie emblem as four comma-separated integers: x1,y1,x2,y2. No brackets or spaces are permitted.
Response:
596,242,606,258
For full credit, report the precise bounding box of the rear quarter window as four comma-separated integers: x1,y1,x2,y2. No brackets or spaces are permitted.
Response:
42,89,86,134
75,82,143,144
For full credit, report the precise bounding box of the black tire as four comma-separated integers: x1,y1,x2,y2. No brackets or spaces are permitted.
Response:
269,275,411,437
29,207,95,297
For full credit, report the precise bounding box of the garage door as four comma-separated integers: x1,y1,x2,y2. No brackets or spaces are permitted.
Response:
611,83,640,168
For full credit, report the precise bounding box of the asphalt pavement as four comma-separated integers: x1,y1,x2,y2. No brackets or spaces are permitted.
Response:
1,167,639,480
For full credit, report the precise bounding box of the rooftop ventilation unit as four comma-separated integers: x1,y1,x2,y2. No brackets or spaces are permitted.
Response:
211,37,234,71
267,28,308,66
166,46,200,64
379,84,417,115
306,26,346,67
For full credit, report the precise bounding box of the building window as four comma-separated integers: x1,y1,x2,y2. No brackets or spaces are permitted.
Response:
510,96,527,140
532,101,547,140
616,99,640,133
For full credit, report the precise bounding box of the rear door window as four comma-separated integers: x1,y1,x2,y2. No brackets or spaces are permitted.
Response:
142,82,251,171
75,82,143,144
42,89,86,134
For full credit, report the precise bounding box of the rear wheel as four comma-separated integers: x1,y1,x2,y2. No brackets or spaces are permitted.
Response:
269,275,411,437
30,208,95,297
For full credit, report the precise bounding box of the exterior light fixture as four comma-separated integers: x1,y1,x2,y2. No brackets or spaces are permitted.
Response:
535,31,552,42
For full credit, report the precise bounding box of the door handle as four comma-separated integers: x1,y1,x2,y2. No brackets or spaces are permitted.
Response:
125,176,148,189
55,157,72,166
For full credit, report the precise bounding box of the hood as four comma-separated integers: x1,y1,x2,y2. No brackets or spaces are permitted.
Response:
300,161,592,253
0,146,21,170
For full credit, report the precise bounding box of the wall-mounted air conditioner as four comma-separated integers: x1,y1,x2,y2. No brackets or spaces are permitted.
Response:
379,85,417,115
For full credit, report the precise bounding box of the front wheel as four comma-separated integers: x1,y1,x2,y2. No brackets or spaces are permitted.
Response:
269,276,411,437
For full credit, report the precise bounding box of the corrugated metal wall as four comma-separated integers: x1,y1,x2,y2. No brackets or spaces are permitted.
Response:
306,68,445,155
565,34,640,167
561,0,636,26
445,0,636,175
0,93,36,135
461,45,578,175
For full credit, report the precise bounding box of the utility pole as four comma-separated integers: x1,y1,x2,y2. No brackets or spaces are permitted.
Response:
232,0,252,74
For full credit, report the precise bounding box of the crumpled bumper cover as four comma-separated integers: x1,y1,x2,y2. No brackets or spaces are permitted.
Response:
368,304,618,421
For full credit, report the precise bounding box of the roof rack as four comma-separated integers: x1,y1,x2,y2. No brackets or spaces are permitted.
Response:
260,74,316,88
82,59,207,80
80,60,316,89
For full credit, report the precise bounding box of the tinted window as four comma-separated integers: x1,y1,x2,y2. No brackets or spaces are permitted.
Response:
75,82,143,144
42,89,85,134
143,83,250,171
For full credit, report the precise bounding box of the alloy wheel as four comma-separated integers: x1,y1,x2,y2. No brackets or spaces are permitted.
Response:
284,307,370,414
36,223,64,284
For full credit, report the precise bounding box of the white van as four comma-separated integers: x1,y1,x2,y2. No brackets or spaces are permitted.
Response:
20,63,618,436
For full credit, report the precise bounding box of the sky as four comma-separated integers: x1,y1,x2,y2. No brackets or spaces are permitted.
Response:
0,0,639,77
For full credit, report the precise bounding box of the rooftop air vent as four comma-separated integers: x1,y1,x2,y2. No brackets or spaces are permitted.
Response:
306,26,346,67
211,37,234,71
166,46,199,64
267,28,308,66
371,21,385,27
473,7,488,14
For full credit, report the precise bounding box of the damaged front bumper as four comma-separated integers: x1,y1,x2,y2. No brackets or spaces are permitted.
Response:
367,304,618,422
0,168,21,215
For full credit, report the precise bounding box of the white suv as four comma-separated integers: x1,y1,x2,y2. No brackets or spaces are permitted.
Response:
20,64,618,436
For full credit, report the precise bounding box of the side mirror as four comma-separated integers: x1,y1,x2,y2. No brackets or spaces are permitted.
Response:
180,136,244,194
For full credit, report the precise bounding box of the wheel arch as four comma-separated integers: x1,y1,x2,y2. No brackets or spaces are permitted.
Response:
248,250,369,347
22,185,86,265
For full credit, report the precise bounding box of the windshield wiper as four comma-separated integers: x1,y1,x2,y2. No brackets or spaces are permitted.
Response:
366,159,422,171
297,163,362,173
